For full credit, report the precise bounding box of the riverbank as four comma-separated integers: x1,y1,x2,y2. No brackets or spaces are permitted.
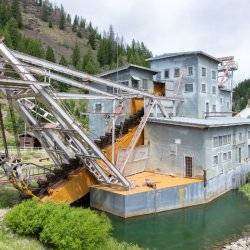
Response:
223,237,250,249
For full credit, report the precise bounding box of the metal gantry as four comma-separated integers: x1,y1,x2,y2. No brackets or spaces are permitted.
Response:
0,41,181,191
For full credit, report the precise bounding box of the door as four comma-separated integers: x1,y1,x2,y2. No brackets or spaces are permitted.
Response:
185,156,193,177
206,102,209,114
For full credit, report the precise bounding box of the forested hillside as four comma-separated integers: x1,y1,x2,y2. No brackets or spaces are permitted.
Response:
0,0,152,75
233,79,250,112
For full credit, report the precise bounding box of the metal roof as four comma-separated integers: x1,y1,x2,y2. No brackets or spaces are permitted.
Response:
147,51,221,63
97,64,159,77
148,117,250,129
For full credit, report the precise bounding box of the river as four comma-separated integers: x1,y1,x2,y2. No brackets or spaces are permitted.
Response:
110,191,250,250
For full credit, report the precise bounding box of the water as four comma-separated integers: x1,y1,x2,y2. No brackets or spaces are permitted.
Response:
110,191,250,250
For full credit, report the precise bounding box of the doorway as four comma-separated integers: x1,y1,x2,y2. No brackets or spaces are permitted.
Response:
185,156,193,177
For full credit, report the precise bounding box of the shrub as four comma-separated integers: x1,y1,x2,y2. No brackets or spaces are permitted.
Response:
4,199,57,236
4,199,113,250
239,183,250,200
40,207,111,250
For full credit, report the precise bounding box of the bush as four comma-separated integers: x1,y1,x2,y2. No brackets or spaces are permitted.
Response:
4,199,57,236
239,183,250,200
40,207,112,250
4,199,116,250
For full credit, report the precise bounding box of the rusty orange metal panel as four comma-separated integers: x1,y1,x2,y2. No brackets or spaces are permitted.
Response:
131,98,144,114
102,126,144,162
41,168,97,204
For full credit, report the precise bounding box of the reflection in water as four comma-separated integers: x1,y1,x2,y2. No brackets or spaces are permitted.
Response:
110,191,250,250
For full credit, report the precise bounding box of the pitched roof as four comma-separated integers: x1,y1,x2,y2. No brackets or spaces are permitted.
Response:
147,51,221,63
97,64,159,77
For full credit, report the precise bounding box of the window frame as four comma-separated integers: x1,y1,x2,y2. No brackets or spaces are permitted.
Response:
164,69,170,79
184,83,193,92
174,68,180,78
188,66,193,76
201,83,206,93
94,103,103,113
202,67,207,77
212,70,216,80
213,155,219,165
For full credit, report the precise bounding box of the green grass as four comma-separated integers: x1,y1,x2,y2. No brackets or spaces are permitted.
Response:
0,226,45,250
0,186,22,209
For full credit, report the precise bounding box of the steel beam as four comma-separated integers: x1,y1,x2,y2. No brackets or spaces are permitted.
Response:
12,50,165,99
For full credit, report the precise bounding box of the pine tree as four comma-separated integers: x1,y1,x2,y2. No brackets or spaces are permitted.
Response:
82,50,99,74
38,0,43,6
66,14,71,25
72,15,79,32
88,30,96,50
41,1,50,22
4,18,21,49
46,46,56,62
71,43,80,68
11,0,22,28
59,55,68,66
48,19,53,28
59,5,65,30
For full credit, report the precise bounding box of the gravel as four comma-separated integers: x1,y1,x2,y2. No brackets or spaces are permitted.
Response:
223,237,250,249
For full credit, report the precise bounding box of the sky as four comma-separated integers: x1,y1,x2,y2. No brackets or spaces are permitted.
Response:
52,0,250,83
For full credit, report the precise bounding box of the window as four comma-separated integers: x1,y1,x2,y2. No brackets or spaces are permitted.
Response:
219,136,223,146
220,98,223,104
248,145,250,158
213,137,218,147
228,134,232,144
202,67,206,77
188,66,193,76
223,135,227,145
213,155,218,165
239,132,242,141
248,131,250,139
121,81,129,86
227,102,230,109
164,69,169,78
228,151,232,160
212,86,216,94
132,79,139,89
174,68,180,78
156,72,161,80
212,105,216,112
201,83,206,93
142,79,148,91
223,152,227,161
185,83,193,92
239,148,242,163
94,103,102,113
212,70,216,80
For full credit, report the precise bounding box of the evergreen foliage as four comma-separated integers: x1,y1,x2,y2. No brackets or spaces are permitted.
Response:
59,4,65,30
11,0,22,28
45,46,56,62
71,43,80,68
233,79,250,112
0,0,152,76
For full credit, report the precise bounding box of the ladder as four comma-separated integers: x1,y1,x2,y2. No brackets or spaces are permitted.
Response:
119,99,156,174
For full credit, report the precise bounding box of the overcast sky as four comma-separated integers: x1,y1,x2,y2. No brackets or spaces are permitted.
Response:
52,0,250,83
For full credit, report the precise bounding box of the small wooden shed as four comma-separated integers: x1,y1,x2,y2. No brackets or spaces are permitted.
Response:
18,132,42,149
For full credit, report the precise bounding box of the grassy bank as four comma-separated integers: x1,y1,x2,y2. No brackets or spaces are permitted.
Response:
0,185,45,249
